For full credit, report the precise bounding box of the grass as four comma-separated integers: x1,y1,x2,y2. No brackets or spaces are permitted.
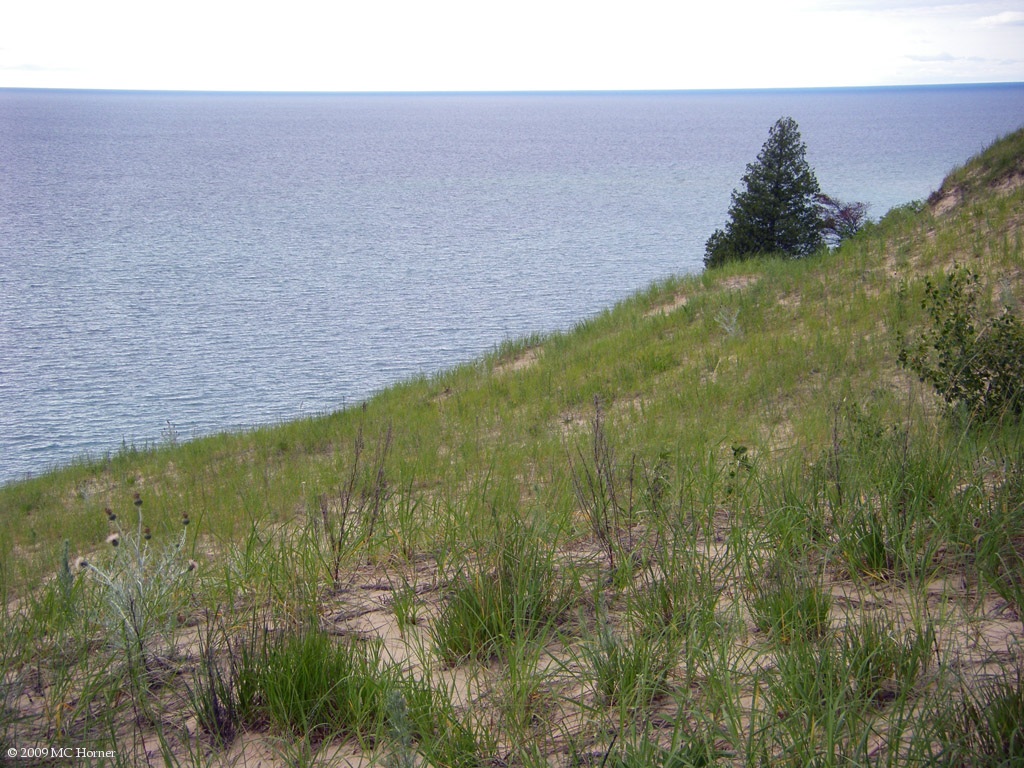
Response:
430,514,570,665
0,128,1022,765
239,628,397,743
940,668,1024,764
577,616,680,712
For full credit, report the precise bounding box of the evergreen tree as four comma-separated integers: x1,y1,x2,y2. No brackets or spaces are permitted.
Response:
704,117,824,268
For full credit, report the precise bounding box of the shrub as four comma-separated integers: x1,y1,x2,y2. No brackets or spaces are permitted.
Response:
898,264,1024,421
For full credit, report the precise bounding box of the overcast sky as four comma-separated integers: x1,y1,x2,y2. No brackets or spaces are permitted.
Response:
2,0,1023,92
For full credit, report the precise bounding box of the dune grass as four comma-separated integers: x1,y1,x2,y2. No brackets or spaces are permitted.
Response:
1,129,1023,766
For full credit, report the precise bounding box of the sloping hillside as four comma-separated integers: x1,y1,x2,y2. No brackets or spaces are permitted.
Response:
1,128,1022,766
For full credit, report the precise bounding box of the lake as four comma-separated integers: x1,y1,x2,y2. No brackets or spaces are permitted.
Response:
2,84,1023,483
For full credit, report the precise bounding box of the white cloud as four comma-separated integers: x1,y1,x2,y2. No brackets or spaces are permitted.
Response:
975,11,1024,26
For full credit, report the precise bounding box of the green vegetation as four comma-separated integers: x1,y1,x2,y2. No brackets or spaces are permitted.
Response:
933,127,1024,202
0,127,1022,766
899,263,1024,420
705,116,869,268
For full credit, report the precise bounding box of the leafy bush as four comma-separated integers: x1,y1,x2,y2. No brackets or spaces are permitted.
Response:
898,264,1024,421
816,193,870,248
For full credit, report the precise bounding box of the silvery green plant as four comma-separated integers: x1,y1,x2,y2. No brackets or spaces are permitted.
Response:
384,690,417,768
78,494,196,676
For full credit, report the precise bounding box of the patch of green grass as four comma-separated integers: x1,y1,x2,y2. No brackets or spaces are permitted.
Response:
835,613,934,706
939,127,1024,197
939,669,1024,765
431,516,572,665
609,721,728,768
397,665,496,768
971,436,1024,623
818,403,959,582
492,633,558,745
746,572,832,646
236,625,398,743
577,619,679,712
739,532,831,646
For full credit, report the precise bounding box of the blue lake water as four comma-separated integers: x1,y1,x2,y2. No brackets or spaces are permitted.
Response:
2,85,1023,484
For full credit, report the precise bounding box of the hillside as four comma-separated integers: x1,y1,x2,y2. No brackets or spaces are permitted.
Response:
1,128,1023,766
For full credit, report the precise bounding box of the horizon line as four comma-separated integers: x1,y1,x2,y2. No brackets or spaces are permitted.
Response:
2,81,1023,97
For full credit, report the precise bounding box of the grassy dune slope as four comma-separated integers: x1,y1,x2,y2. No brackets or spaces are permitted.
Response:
1,128,1022,766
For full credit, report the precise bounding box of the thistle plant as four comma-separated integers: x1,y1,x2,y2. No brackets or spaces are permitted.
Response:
78,494,196,677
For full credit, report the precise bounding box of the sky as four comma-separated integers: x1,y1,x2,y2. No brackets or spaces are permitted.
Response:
2,0,1023,92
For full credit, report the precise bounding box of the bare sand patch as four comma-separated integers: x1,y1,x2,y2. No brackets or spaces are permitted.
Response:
719,274,760,291
645,292,688,317
494,346,541,376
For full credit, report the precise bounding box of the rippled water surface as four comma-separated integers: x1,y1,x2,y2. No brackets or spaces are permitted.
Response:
2,85,1023,482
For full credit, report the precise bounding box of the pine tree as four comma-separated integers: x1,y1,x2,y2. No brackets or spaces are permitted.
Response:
704,117,824,269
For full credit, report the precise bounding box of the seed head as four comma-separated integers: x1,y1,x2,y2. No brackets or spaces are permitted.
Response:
133,492,143,507
106,532,120,547
143,526,152,540
187,559,198,572
75,557,89,571
105,507,116,521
